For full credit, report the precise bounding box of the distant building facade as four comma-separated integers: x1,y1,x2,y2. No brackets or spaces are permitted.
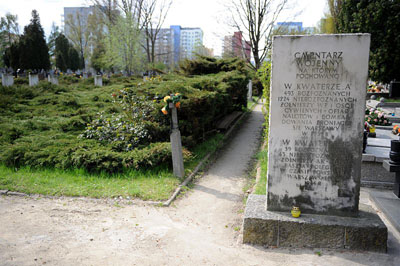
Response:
275,22,315,34
223,31,251,61
155,25,205,67
63,6,96,38
63,6,207,69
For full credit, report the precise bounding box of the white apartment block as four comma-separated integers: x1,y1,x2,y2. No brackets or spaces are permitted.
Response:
179,28,203,60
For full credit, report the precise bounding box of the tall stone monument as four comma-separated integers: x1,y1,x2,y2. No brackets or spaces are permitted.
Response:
243,34,387,252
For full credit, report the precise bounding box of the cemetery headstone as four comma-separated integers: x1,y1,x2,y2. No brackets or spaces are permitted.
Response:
243,34,387,251
2,73,14,87
48,75,59,85
247,80,253,102
94,75,103,87
29,73,39,87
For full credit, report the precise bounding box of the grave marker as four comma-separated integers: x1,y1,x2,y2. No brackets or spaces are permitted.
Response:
247,80,253,102
94,75,103,86
2,73,14,87
29,73,39,86
48,75,59,85
267,34,370,216
243,34,387,251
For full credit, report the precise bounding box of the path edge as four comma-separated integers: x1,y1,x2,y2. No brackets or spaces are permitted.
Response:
163,99,261,207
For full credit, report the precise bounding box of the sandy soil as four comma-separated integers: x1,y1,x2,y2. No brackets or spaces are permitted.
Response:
1,103,399,266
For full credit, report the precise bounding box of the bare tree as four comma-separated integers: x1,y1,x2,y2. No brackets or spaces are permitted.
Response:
90,0,119,25
140,0,172,66
229,0,289,70
65,13,90,69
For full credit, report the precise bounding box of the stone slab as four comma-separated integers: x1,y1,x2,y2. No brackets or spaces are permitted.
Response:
362,153,375,162
243,194,387,252
364,146,389,162
1,74,14,86
361,161,395,183
375,128,399,140
29,74,39,86
370,190,400,233
361,181,393,189
367,138,391,148
94,75,102,86
267,34,370,216
383,160,400,172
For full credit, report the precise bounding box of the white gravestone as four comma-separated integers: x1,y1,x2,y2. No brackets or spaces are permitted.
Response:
247,80,253,102
94,75,103,86
29,74,39,86
48,75,59,85
2,74,14,87
267,34,370,216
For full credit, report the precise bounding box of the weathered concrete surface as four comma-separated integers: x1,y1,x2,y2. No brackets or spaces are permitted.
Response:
244,194,387,252
267,34,371,216
370,190,400,233
0,103,399,265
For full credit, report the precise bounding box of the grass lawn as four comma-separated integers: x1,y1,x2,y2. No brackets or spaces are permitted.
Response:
0,133,224,201
254,149,267,195
247,96,260,110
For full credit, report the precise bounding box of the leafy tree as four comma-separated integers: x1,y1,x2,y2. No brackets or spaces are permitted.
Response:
103,12,144,75
0,13,20,67
19,10,50,71
337,0,400,83
68,46,81,71
47,22,61,67
3,42,20,70
91,42,106,72
55,33,69,71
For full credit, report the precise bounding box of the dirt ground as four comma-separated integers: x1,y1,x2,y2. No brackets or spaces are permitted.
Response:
1,103,399,266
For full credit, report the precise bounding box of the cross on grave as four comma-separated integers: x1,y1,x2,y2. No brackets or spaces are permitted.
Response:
169,99,185,178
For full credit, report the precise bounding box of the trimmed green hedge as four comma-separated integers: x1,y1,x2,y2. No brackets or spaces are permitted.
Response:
0,57,250,173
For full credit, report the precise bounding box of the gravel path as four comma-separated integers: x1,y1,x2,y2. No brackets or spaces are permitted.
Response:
0,102,399,265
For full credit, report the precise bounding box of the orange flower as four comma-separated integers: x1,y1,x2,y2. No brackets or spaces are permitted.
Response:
175,102,181,108
161,107,168,115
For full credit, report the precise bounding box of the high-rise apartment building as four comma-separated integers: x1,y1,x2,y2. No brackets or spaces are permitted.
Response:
156,25,204,67
223,31,251,61
153,28,174,66
63,6,96,38
62,5,206,69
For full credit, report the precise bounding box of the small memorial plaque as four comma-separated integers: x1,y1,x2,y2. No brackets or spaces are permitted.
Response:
267,34,370,216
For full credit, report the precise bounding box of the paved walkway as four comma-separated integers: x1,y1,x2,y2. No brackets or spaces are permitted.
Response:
1,102,399,265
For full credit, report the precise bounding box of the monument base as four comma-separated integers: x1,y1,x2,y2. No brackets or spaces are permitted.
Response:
243,194,387,252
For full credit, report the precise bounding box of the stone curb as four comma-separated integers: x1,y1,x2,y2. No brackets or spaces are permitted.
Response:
0,190,28,197
162,99,261,207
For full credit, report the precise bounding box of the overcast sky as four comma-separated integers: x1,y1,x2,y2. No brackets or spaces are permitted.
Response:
0,0,327,55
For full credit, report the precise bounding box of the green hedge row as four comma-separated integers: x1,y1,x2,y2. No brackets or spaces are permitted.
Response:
0,57,250,173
